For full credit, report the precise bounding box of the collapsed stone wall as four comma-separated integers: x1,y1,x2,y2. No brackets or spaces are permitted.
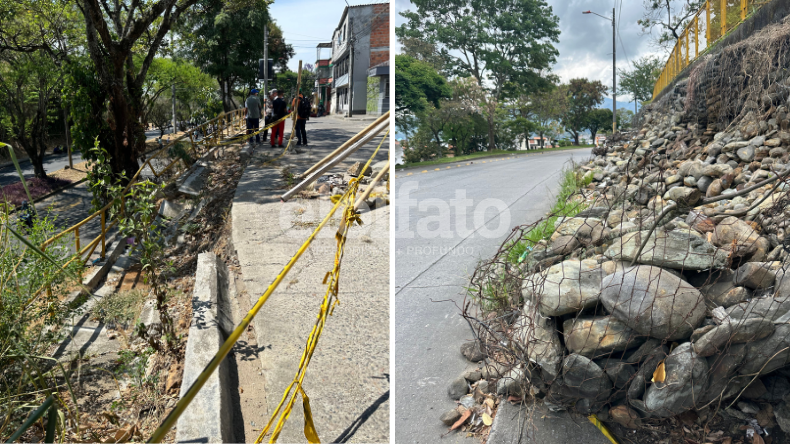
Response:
451,15,790,441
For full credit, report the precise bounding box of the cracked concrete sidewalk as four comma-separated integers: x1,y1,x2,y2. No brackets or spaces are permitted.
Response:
231,117,389,443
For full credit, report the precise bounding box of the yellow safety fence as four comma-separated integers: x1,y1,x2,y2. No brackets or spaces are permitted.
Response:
652,0,771,99
13,107,291,308
148,127,390,443
40,108,295,262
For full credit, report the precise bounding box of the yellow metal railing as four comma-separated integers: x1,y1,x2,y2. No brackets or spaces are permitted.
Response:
652,0,770,99
41,108,247,266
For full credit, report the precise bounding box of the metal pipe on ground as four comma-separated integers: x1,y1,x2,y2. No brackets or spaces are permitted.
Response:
299,111,390,179
281,119,388,202
354,160,389,211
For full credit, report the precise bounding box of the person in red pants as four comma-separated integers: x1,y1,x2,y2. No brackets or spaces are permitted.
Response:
271,90,287,147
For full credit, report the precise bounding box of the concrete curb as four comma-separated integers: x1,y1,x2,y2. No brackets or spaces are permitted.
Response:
176,252,234,443
82,236,127,291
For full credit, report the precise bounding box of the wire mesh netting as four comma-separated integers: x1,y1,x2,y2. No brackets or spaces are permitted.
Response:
462,123,790,438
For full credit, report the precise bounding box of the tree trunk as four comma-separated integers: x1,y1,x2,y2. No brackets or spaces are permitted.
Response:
487,113,495,151
573,132,580,145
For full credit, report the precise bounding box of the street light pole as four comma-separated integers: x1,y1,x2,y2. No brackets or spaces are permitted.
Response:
612,7,616,134
263,24,269,101
583,9,617,135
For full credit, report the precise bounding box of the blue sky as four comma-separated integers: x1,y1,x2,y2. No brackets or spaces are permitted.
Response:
269,0,388,72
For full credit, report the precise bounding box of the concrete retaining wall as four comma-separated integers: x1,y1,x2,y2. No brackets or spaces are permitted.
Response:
176,252,234,443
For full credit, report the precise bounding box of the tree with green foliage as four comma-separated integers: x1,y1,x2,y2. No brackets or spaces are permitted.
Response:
398,0,560,151
584,108,613,144
395,32,450,74
638,0,705,50
0,51,62,178
142,57,218,126
616,108,634,130
271,68,314,100
561,78,607,145
619,55,664,128
395,55,451,114
72,0,204,179
518,84,568,148
179,1,292,111
395,54,451,135
0,0,79,178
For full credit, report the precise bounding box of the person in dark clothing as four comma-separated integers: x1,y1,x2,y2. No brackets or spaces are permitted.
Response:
245,89,263,145
271,90,287,148
292,92,309,146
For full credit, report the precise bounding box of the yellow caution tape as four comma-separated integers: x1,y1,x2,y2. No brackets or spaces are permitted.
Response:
255,130,388,444
588,415,619,444
148,127,388,444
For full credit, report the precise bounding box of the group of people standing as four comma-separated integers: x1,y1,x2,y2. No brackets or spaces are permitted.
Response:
245,88,312,149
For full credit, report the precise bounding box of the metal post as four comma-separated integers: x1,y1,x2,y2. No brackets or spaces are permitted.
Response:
75,227,80,253
707,1,711,41
264,25,269,109
63,104,72,168
685,30,689,66
612,7,616,134
348,18,354,118
172,83,177,138
101,210,106,259
721,0,727,36
695,16,699,57
741,0,747,20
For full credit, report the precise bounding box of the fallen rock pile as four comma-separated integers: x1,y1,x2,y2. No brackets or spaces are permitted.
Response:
455,99,790,440
301,160,390,210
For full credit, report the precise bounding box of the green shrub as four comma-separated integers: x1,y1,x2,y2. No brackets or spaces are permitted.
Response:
506,165,591,264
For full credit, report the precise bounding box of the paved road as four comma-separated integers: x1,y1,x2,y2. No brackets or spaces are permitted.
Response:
0,127,178,186
393,148,594,444
0,151,87,186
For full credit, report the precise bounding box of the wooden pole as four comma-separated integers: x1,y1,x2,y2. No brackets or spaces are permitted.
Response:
300,111,390,178
281,119,388,201
354,160,389,211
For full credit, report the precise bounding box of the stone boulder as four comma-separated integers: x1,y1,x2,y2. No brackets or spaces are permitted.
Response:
551,217,605,246
563,316,642,358
739,324,790,376
605,230,727,271
732,262,776,289
643,343,709,417
663,186,701,207
530,259,603,316
513,300,564,378
726,295,790,322
601,265,706,341
711,216,769,261
561,354,612,401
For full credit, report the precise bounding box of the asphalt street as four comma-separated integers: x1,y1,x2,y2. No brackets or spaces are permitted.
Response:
393,148,594,444
0,151,87,186
0,127,171,186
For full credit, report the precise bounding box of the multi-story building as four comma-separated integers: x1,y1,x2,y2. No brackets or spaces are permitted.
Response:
330,2,389,117
315,43,333,114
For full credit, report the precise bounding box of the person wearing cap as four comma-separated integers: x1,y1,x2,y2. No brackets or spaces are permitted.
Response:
245,88,263,145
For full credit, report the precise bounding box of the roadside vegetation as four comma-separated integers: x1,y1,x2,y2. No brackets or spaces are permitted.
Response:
505,164,593,264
